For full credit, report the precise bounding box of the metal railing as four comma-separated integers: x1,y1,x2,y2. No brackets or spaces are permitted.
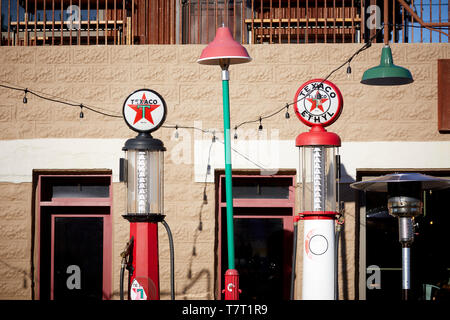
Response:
0,0,448,46
0,0,177,45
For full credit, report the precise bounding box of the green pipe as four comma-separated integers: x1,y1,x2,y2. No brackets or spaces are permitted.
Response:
221,72,235,270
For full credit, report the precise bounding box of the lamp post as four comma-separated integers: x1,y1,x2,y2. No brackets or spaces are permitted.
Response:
351,173,450,300
293,79,343,300
120,88,168,300
197,26,251,300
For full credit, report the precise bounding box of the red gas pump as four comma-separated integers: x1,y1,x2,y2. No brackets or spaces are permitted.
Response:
119,89,174,300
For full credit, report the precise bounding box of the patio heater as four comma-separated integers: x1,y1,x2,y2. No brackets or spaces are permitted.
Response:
293,79,343,300
119,88,174,300
351,173,450,300
197,26,251,300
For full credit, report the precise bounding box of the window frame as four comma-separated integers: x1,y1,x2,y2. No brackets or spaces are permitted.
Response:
438,59,450,132
34,171,113,300
215,170,296,300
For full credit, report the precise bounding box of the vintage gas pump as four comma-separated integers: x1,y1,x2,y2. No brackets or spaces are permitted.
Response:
293,79,343,300
119,88,174,300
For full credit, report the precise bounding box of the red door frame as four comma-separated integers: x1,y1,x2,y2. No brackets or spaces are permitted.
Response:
217,173,296,299
36,174,113,300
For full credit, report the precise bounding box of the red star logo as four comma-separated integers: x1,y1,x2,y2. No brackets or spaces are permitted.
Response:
307,91,328,112
128,93,160,125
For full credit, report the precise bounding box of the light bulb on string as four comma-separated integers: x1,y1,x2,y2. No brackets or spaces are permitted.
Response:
79,104,84,119
234,126,238,140
258,117,263,131
212,130,216,143
23,89,28,104
346,63,352,79
174,125,179,139
285,104,290,119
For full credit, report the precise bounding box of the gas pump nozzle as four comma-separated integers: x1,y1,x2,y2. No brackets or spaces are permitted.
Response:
121,236,134,263
120,236,134,300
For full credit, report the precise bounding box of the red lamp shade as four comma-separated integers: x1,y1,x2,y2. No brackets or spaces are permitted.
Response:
197,26,251,66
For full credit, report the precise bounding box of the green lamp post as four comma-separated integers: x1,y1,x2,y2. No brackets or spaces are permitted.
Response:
198,26,251,300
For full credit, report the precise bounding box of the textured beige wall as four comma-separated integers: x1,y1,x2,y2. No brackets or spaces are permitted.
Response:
0,183,32,299
0,44,449,141
0,43,449,300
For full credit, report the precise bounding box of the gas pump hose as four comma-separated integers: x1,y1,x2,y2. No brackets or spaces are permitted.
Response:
120,237,134,300
334,225,341,300
289,220,298,300
119,220,174,300
161,219,175,300
335,213,344,300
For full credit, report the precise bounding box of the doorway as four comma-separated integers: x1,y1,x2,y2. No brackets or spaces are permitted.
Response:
35,172,112,300
216,172,295,300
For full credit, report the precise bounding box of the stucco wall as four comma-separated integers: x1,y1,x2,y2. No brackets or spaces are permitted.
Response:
0,43,449,300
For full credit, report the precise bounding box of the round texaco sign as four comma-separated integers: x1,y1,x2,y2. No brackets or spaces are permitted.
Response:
123,89,167,133
293,79,343,127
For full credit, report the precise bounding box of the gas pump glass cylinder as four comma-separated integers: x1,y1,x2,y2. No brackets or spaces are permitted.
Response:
300,146,338,214
126,150,164,215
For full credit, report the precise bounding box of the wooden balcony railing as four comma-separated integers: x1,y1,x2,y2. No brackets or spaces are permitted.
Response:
0,0,177,45
0,0,448,46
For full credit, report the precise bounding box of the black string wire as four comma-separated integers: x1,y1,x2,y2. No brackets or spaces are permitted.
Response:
0,82,123,118
235,27,383,130
1,27,382,130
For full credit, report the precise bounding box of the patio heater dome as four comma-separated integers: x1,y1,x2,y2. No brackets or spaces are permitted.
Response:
350,172,450,193
197,26,251,66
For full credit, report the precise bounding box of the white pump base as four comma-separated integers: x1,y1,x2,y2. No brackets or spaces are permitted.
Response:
302,219,335,300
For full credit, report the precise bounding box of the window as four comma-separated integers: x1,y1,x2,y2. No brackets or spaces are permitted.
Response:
438,59,450,132
356,169,450,300
216,171,295,300
35,171,112,300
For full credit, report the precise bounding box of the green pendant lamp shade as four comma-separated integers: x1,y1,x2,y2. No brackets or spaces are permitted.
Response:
361,45,413,86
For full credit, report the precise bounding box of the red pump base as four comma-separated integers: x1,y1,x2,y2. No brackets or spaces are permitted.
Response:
128,222,160,300
223,269,241,300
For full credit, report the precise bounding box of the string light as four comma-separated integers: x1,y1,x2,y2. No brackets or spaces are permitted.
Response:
234,126,238,140
346,62,352,79
0,28,381,134
79,104,84,119
285,103,290,119
23,89,28,104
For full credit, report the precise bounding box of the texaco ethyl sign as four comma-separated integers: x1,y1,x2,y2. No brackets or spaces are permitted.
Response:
293,79,343,127
123,89,167,133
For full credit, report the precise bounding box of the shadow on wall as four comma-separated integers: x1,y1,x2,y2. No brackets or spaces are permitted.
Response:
181,196,212,300
160,199,212,300
337,163,357,300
